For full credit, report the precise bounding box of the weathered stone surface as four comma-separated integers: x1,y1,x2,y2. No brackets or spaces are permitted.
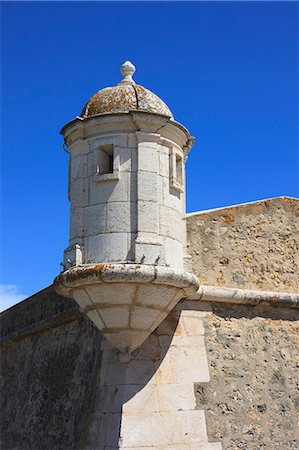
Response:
83,304,220,450
63,64,194,293
54,264,199,354
0,287,103,450
64,99,193,271
1,289,298,449
193,302,299,450
81,84,173,119
0,286,78,343
187,197,299,293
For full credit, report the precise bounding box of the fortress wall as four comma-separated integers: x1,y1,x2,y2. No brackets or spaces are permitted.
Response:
192,301,298,450
187,197,299,293
0,287,103,450
186,196,299,448
1,293,298,449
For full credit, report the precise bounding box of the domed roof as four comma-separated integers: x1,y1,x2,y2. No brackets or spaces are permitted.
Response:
81,61,173,119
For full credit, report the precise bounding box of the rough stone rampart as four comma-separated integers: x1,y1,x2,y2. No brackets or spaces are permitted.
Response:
193,302,298,450
1,287,103,450
187,197,298,293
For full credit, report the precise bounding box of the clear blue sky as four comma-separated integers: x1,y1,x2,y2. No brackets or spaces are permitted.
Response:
1,1,298,307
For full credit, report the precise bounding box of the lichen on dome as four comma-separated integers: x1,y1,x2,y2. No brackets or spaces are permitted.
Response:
80,61,173,119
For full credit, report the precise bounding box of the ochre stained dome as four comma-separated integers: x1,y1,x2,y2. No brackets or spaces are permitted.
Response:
81,61,173,119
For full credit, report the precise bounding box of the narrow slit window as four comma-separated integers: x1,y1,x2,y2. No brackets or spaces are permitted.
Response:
96,144,114,175
169,148,184,192
176,154,183,186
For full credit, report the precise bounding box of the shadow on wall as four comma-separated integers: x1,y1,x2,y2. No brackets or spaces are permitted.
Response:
1,286,298,449
86,310,181,449
0,287,185,450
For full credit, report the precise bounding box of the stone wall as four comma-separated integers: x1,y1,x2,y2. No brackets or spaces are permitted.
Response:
0,287,103,450
187,197,299,293
1,289,298,449
193,302,299,450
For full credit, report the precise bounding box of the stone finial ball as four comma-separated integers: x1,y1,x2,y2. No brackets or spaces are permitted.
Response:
120,61,136,79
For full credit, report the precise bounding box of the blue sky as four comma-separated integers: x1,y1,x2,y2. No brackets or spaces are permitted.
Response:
1,1,298,309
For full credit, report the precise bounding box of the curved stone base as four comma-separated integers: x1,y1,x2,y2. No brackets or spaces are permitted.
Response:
54,264,199,355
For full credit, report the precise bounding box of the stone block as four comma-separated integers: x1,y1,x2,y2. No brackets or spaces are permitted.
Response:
183,254,193,272
132,335,161,362
171,410,209,444
72,288,91,309
160,205,183,241
70,139,90,156
89,172,129,205
136,284,179,309
151,382,196,411
135,240,163,265
164,237,184,269
189,444,222,450
107,202,135,233
159,145,170,178
86,283,137,306
130,147,138,173
70,154,88,180
96,413,122,447
138,141,158,173
69,208,83,240
119,147,132,172
137,171,158,202
129,171,137,201
71,204,107,239
86,203,107,235
87,310,105,330
154,338,210,384
86,152,95,177
122,383,159,414
137,202,158,233
168,334,207,350
95,385,122,414
63,243,83,267
178,310,206,336
162,176,183,210
99,355,127,386
124,359,156,385
157,175,164,205
120,410,208,447
130,306,162,330
69,177,89,209
128,133,137,148
103,330,150,355
86,233,129,263
149,310,170,332
99,307,130,328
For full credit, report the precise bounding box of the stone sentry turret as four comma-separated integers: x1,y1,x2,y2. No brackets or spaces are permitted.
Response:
54,62,199,361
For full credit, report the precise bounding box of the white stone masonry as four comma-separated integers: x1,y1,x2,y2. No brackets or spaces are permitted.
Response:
86,303,222,450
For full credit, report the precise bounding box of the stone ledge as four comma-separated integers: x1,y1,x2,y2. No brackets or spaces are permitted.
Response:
0,285,81,347
1,308,83,348
187,285,299,309
54,263,199,295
